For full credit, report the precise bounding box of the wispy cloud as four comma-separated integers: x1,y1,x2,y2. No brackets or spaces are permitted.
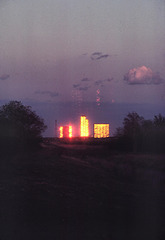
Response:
90,52,111,60
73,78,90,90
124,66,163,85
92,52,102,56
0,74,10,80
105,77,114,82
95,78,113,86
95,80,103,86
96,54,109,60
73,84,81,88
78,86,90,91
81,77,90,82
73,76,113,93
35,90,59,97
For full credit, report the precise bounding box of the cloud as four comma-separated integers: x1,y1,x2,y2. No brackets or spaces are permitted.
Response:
105,77,114,82
92,52,102,56
95,78,113,86
78,86,90,91
124,66,163,85
0,74,10,80
95,80,103,86
73,78,90,90
90,52,111,60
91,52,102,60
35,91,59,97
73,84,81,88
96,54,109,60
81,77,90,82
48,92,59,97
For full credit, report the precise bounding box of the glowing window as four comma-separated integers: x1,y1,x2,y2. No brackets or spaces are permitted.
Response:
94,124,109,138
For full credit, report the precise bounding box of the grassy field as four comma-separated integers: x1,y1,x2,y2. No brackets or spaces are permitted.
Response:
0,140,165,240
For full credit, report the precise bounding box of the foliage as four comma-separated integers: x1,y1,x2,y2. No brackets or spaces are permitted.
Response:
123,112,144,136
115,112,165,153
0,101,47,150
153,114,165,127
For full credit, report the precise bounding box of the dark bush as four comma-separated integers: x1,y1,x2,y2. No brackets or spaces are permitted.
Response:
0,101,47,152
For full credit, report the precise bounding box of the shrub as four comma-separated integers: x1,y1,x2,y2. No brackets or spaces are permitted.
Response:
0,101,47,151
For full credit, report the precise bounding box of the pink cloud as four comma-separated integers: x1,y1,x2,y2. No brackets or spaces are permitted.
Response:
124,66,163,85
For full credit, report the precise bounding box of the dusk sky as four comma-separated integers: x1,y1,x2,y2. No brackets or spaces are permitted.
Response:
0,0,165,136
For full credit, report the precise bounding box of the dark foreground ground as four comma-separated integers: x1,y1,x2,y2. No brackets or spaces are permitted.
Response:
0,141,165,240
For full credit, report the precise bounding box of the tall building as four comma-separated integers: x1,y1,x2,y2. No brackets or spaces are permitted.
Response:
59,126,72,138
94,124,109,138
80,115,89,137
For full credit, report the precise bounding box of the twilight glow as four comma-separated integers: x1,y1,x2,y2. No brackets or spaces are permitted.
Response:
0,0,165,137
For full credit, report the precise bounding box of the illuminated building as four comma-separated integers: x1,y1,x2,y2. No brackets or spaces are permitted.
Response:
80,115,89,137
94,124,109,138
59,126,72,138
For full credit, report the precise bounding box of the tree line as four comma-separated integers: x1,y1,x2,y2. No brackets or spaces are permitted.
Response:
114,112,165,153
0,101,164,154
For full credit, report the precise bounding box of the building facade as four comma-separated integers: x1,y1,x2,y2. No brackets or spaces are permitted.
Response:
94,124,109,138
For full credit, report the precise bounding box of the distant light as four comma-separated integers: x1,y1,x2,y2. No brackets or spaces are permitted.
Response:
59,125,73,138
94,124,109,138
80,116,89,137
96,89,101,106
59,126,63,138
69,125,72,138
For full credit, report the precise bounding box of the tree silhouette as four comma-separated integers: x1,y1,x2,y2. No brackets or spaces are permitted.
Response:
123,112,144,136
0,101,47,149
153,114,165,127
115,112,165,153
113,112,144,152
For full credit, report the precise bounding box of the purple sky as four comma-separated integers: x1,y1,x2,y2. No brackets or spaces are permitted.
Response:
0,0,165,136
